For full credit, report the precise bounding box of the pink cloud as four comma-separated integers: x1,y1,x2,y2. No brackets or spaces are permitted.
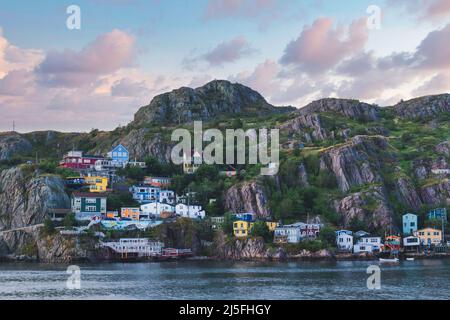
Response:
111,78,150,97
390,0,450,21
280,17,368,74
0,69,34,96
37,29,136,87
203,36,254,66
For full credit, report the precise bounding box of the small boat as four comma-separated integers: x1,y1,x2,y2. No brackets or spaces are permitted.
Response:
379,258,399,263
406,258,415,261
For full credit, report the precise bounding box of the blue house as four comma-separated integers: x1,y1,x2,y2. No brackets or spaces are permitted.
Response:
427,208,447,220
232,213,256,222
402,213,418,235
109,144,129,164
129,185,161,204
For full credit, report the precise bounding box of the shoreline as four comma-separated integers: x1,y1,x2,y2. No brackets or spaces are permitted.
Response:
2,252,450,264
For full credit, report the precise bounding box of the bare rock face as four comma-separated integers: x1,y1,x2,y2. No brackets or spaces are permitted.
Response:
334,186,393,232
133,80,294,126
0,167,71,260
298,98,380,122
413,157,449,181
224,181,271,218
279,114,329,142
391,94,450,120
0,132,32,160
214,233,286,260
320,136,389,193
394,176,423,211
118,129,173,163
420,179,450,206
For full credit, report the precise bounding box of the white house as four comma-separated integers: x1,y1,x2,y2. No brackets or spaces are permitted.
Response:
159,190,175,205
175,203,205,219
336,233,353,251
274,224,302,243
140,202,174,218
353,243,377,254
356,236,383,251
403,236,420,252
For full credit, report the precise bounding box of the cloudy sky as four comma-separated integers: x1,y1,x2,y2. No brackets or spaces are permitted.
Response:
0,0,449,132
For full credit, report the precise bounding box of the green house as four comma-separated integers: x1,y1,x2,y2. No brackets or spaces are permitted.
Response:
71,192,107,221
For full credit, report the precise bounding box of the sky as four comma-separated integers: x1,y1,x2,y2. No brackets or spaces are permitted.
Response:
0,0,449,132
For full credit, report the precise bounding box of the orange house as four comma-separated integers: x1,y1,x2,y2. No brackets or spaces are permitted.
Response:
121,207,140,221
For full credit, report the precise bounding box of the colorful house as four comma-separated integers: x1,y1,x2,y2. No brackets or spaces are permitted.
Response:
144,176,172,188
233,220,254,237
129,185,161,203
85,176,109,193
402,213,418,235
232,213,256,222
71,192,107,220
274,224,302,243
265,221,279,232
384,235,401,252
121,207,140,221
415,228,442,246
427,208,447,220
59,151,104,171
108,144,129,164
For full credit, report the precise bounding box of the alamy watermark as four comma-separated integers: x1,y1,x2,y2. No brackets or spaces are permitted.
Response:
66,5,81,30
367,5,381,30
171,121,280,176
366,265,381,290
66,265,81,290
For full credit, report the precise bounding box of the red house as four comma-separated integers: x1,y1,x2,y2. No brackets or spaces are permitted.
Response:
59,151,104,170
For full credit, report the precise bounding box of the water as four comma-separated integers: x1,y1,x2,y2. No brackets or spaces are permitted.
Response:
0,259,449,300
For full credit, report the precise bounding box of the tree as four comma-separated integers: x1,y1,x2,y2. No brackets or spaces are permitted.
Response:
223,213,234,235
251,221,272,242
43,217,56,235
63,212,77,229
318,226,337,248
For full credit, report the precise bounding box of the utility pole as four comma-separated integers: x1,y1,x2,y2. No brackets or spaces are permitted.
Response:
12,121,15,132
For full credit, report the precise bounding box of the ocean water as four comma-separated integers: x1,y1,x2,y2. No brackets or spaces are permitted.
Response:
0,259,449,300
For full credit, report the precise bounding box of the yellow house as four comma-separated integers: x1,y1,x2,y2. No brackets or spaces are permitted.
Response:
121,208,140,220
233,220,254,237
85,176,108,193
233,220,278,237
265,221,279,232
415,228,442,246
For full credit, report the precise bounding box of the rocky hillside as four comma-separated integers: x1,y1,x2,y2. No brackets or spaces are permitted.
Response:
0,166,83,262
133,80,294,126
0,81,449,237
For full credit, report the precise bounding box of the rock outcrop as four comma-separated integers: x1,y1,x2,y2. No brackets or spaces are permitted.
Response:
0,132,32,160
279,114,329,142
390,94,450,120
133,80,294,126
298,98,380,121
420,179,450,206
117,129,173,162
319,136,389,193
334,185,393,232
0,167,74,261
224,181,271,218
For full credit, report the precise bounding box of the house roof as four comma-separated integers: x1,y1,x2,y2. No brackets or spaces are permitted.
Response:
72,192,108,198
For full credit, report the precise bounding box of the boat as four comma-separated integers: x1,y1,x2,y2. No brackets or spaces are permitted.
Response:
379,258,399,263
406,258,415,261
